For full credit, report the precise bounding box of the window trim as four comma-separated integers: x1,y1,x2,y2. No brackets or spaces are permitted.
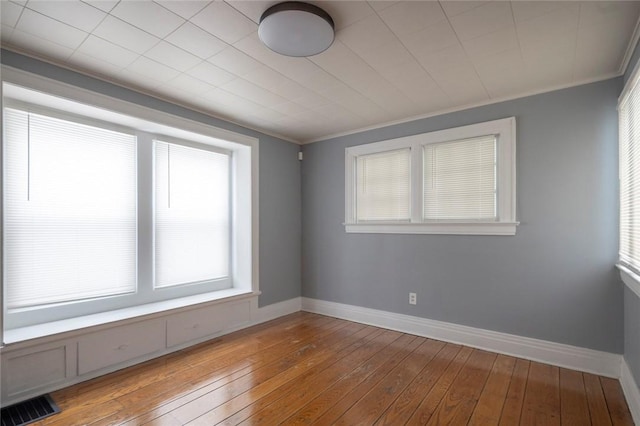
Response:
1,66,259,334
344,117,518,235
617,55,640,297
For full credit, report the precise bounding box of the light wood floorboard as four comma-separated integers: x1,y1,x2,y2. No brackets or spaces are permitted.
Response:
29,312,633,425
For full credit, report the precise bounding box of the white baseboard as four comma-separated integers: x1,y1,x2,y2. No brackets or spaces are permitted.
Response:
621,359,640,425
301,297,622,379
251,297,302,325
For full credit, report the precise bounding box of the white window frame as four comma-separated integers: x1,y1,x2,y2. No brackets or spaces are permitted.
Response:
345,117,518,235
617,60,640,300
1,67,259,332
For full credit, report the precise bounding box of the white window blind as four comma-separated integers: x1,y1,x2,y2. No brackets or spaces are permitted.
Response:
3,108,137,309
423,136,496,221
154,140,230,288
356,148,410,222
619,78,640,273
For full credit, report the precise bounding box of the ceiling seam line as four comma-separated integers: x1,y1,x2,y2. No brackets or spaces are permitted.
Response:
436,1,492,100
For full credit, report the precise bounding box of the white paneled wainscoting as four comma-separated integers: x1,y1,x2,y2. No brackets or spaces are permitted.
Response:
0,295,302,406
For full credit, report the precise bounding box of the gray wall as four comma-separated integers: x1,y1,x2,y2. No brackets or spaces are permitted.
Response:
0,50,301,307
302,78,623,353
259,135,301,306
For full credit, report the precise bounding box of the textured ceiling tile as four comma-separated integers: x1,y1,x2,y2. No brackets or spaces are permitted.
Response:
511,1,569,23
270,101,309,116
337,14,397,53
126,56,181,83
416,43,474,76
93,15,160,54
224,1,275,24
241,64,281,86
401,20,461,59
375,60,448,106
367,1,398,13
578,1,640,28
516,3,580,50
111,0,184,38
26,0,106,32
351,40,413,70
166,22,228,59
462,26,519,62
15,9,88,49
144,41,201,72
81,1,118,13
438,71,489,105
76,35,139,68
377,1,446,38
1,1,23,27
186,60,236,87
440,1,489,17
316,1,375,30
574,11,637,79
155,0,211,19
190,1,256,44
448,1,514,40
208,48,262,80
165,73,216,95
220,79,289,108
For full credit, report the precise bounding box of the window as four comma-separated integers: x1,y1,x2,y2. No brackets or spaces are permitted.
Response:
356,148,410,222
4,109,137,309
619,68,640,278
345,117,517,235
154,140,230,288
423,136,496,221
2,76,257,330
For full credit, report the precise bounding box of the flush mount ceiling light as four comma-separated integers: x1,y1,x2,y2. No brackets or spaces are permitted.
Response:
258,2,335,57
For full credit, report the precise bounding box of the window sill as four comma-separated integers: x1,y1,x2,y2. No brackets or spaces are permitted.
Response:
344,221,519,236
618,264,640,299
3,288,258,345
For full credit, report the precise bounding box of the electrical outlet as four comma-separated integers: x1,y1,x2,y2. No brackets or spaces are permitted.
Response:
409,292,417,305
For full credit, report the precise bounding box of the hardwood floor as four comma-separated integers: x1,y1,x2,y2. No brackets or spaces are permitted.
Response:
31,312,633,425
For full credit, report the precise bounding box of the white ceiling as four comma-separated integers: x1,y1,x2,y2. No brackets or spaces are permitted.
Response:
1,1,639,143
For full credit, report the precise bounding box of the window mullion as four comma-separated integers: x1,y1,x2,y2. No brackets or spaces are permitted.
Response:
410,143,423,223
137,132,154,299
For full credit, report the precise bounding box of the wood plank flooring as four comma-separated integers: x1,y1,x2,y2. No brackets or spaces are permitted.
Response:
31,312,633,425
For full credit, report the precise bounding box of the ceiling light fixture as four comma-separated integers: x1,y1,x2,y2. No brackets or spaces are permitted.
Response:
258,1,335,57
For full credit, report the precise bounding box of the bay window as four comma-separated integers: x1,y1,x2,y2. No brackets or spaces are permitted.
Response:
1,76,257,332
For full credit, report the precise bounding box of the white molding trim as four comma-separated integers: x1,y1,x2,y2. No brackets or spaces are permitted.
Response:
620,15,640,77
621,359,640,425
619,264,640,299
301,297,622,378
345,222,518,236
250,297,302,325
